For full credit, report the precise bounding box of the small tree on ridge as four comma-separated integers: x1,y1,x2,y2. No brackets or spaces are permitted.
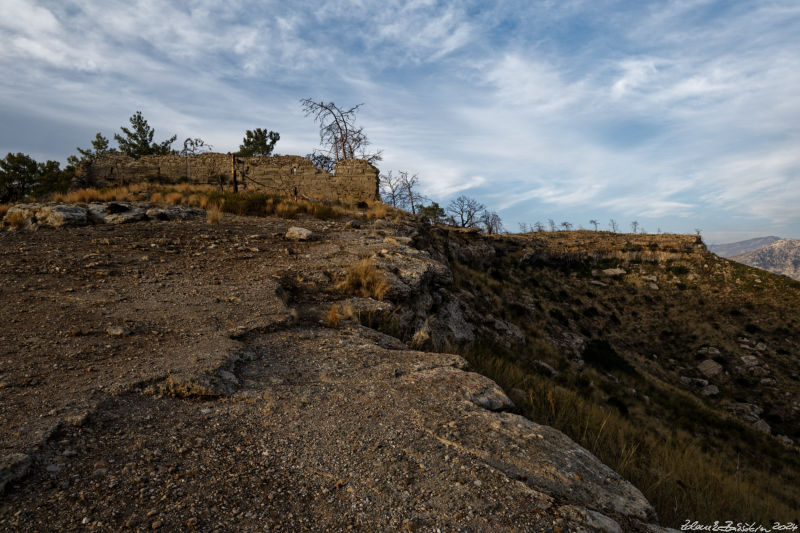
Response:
114,111,176,158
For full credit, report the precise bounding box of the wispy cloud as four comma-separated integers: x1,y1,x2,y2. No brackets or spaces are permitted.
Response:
1,0,798,242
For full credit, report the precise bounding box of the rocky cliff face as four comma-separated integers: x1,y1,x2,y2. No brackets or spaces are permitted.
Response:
731,238,800,280
0,210,673,531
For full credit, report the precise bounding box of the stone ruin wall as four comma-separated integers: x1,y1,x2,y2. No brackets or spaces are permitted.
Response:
73,153,380,203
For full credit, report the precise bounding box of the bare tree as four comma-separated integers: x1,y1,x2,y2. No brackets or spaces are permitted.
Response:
481,210,504,234
561,221,573,231
306,151,335,172
548,219,557,232
300,99,382,164
630,220,639,233
398,171,426,214
589,219,598,231
447,195,485,228
179,138,212,156
179,138,213,181
518,222,529,233
534,221,545,232
379,171,407,208
609,219,619,233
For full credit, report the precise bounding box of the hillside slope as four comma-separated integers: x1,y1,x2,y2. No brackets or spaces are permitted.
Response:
731,238,800,280
707,236,780,257
401,228,800,525
2,200,799,530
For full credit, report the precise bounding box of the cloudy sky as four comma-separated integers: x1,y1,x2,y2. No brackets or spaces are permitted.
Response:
1,0,798,242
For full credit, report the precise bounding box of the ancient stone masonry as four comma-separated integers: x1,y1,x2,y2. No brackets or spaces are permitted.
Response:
73,153,380,203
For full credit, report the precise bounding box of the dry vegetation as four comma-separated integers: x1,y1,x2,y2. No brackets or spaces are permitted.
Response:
48,184,395,223
205,203,223,224
327,304,340,328
464,344,798,525
4,210,27,228
336,259,389,300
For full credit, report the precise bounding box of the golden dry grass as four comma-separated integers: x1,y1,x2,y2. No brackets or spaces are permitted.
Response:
205,203,223,224
163,192,184,205
52,185,379,225
327,304,340,328
54,188,101,203
276,202,298,219
0,204,11,219
366,203,389,220
5,210,27,228
337,259,389,299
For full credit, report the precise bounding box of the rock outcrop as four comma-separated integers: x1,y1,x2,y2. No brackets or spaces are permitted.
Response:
2,202,204,229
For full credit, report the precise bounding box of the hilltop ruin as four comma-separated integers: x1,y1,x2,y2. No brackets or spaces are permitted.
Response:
73,153,380,203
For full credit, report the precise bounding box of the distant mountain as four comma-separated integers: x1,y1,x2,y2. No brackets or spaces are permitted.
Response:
707,236,781,258
731,238,800,280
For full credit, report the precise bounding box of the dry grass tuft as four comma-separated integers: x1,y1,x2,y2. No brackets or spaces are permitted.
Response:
337,259,389,299
0,204,11,219
276,202,298,219
54,188,101,203
163,192,184,205
206,203,223,224
5,210,27,228
366,203,389,220
327,304,340,328
186,194,203,207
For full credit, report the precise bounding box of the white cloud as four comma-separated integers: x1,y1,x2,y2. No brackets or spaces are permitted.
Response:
1,0,799,238
611,59,659,99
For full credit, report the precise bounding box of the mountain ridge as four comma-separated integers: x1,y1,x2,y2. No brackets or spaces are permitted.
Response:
707,236,780,257
731,238,800,281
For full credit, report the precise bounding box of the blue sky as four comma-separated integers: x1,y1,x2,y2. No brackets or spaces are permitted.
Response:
1,0,798,243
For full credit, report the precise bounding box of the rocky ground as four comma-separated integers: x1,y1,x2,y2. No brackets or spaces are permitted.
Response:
0,208,673,531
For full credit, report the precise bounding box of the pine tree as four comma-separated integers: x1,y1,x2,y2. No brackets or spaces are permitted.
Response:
114,111,176,158
238,128,280,157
